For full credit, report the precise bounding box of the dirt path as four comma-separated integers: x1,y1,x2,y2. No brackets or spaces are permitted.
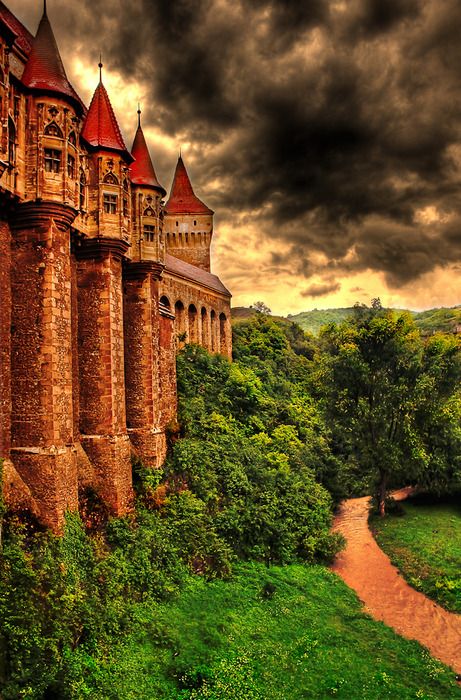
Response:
331,490,461,673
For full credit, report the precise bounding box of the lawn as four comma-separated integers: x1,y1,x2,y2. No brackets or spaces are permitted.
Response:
372,495,461,614
94,562,461,700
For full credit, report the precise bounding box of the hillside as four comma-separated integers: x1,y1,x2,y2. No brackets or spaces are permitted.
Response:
285,305,461,336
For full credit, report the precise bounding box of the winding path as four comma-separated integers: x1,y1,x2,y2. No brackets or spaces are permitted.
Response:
331,490,461,673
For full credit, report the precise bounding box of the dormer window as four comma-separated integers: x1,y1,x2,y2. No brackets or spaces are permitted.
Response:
103,193,117,214
44,122,63,138
44,148,61,173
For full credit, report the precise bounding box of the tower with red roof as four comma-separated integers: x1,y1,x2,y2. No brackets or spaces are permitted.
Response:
163,155,214,272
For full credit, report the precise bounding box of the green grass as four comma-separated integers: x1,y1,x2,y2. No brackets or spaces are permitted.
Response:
372,496,461,614
100,562,461,699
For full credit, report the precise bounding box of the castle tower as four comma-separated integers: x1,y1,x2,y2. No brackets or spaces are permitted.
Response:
163,155,214,272
123,110,170,466
8,3,84,529
74,65,133,515
130,108,166,264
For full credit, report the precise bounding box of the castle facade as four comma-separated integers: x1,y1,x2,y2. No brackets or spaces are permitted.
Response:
0,2,232,531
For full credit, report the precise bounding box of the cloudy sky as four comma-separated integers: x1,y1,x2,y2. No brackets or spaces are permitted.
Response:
8,0,461,314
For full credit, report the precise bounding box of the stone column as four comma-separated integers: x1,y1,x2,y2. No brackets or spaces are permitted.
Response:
76,238,133,515
9,202,78,531
123,261,166,467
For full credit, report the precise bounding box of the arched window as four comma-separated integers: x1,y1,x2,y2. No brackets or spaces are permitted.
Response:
188,304,198,344
201,307,209,348
210,310,217,352
103,172,118,185
160,295,171,308
8,117,16,165
44,121,63,138
219,313,228,355
175,300,186,345
79,170,86,211
68,130,77,146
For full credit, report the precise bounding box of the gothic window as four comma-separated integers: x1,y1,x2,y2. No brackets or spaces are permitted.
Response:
8,117,16,165
103,193,117,214
103,172,118,185
44,148,61,173
79,171,86,211
144,225,155,242
44,122,63,138
67,154,75,178
68,130,77,146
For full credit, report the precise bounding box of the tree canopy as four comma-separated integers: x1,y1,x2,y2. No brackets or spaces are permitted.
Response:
316,309,461,514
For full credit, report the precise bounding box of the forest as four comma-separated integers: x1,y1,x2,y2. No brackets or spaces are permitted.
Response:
1,305,461,698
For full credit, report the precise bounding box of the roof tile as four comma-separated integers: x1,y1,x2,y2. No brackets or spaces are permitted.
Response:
130,119,166,195
81,78,131,160
165,156,213,215
165,253,230,297
21,9,82,112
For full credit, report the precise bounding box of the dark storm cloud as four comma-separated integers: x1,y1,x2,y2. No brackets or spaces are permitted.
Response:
15,0,461,289
301,281,341,298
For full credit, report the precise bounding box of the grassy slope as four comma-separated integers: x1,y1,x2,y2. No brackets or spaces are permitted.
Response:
106,563,460,700
372,497,461,614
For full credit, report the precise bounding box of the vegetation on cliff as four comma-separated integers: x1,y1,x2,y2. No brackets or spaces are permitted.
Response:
1,311,461,698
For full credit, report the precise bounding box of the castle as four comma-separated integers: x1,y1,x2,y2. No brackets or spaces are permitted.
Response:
0,2,232,531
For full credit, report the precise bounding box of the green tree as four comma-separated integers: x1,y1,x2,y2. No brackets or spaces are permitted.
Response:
317,310,461,515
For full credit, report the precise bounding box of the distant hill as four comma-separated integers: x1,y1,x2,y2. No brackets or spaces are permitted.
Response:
288,306,461,336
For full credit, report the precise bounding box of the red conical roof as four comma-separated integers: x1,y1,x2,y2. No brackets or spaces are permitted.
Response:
21,8,83,113
164,156,213,215
130,117,166,195
81,77,132,161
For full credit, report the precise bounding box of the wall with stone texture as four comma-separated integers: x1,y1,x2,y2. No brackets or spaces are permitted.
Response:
160,273,232,358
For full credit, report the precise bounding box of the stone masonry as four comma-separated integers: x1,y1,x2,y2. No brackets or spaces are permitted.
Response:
0,3,232,531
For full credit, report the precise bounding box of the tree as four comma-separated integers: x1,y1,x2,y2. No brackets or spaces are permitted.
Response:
317,310,461,515
251,301,271,315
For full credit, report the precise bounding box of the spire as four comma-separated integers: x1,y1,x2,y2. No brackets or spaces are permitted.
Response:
21,4,83,113
81,69,132,161
164,156,213,215
129,110,166,195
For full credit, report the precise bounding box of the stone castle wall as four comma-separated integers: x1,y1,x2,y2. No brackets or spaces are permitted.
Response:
0,5,232,532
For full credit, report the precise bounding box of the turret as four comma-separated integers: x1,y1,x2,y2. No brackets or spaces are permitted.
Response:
80,62,133,246
21,1,84,208
163,155,214,271
129,108,166,264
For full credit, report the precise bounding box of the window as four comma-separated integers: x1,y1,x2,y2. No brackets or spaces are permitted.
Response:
79,171,86,211
44,148,61,173
123,196,129,217
44,122,63,138
103,193,117,214
67,154,75,178
8,117,15,165
194,220,197,226
68,131,76,146
144,225,155,242
103,172,118,185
